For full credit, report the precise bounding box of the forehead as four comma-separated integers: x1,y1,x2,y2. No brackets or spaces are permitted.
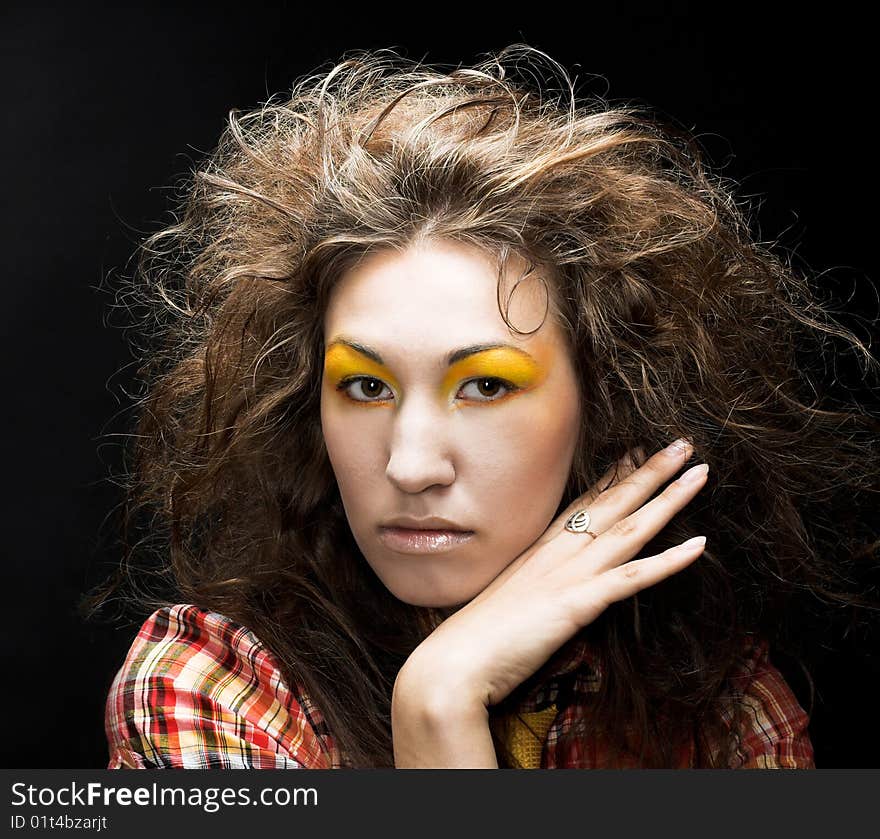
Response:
323,240,559,352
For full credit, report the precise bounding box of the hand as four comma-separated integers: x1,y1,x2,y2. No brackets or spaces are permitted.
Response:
395,439,709,711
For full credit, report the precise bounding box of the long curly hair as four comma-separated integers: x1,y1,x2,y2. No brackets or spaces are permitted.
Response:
86,45,880,768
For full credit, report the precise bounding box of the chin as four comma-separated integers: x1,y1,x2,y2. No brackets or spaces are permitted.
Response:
383,579,478,610
393,591,470,610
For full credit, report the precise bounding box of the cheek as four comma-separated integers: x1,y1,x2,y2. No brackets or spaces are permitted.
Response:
320,398,383,494
463,391,580,505
484,388,579,459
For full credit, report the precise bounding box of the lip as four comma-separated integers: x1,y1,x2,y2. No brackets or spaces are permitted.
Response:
381,515,471,530
378,526,475,555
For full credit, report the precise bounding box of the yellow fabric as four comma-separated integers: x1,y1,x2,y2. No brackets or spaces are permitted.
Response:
502,704,558,769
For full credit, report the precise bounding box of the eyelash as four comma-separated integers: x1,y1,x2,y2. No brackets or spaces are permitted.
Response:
336,376,522,404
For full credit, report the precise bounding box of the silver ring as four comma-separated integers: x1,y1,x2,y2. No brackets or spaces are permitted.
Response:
564,509,599,537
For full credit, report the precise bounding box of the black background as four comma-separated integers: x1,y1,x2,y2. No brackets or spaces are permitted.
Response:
2,3,878,768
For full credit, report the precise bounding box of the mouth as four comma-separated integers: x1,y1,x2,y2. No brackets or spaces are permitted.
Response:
378,526,475,555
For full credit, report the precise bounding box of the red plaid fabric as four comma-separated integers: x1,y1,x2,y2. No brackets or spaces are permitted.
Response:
503,633,815,768
105,604,814,769
105,604,339,768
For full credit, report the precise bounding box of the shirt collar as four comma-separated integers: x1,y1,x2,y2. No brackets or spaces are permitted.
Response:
545,634,602,679
512,635,603,714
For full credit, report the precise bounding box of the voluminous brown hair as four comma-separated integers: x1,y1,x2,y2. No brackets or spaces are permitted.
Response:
88,45,880,768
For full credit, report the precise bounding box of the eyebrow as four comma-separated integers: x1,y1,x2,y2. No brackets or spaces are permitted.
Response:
326,337,538,367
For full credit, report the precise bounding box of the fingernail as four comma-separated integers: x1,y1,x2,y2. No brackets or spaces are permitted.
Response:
681,536,706,549
678,463,709,483
663,438,692,457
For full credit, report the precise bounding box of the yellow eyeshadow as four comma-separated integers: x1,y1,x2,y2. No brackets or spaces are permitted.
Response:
440,348,547,396
323,344,400,393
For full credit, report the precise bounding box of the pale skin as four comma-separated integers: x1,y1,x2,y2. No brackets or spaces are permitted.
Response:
319,238,709,768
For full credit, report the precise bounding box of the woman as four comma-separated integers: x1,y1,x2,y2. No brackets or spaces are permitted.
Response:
93,46,879,768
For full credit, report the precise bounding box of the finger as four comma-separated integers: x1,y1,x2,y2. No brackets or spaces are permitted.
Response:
479,450,641,595
550,439,693,542
577,536,707,619
594,451,638,496
583,462,709,572
533,451,638,549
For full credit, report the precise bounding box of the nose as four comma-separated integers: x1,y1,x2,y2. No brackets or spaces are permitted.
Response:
385,396,455,494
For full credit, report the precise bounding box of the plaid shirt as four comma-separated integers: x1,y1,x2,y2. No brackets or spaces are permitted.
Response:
105,604,814,769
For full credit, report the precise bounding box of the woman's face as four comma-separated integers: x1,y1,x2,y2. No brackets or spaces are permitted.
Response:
320,238,582,609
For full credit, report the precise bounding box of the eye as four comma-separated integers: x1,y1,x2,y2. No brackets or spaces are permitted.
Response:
338,376,394,402
457,377,519,402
